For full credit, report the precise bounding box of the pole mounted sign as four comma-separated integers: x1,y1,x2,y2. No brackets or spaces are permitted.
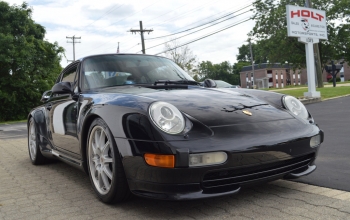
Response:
286,5,328,98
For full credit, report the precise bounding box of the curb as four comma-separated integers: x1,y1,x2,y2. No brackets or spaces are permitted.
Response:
299,94,350,105
299,97,322,105
323,94,350,101
271,180,350,201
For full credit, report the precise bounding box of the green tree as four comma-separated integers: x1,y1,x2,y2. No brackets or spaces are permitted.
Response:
250,0,350,70
236,41,268,64
0,2,64,121
233,61,251,75
196,61,240,85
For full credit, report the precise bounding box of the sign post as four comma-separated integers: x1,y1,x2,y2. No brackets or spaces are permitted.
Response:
286,5,328,98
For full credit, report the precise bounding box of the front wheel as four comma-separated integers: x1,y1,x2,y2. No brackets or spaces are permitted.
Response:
28,118,47,165
87,118,130,203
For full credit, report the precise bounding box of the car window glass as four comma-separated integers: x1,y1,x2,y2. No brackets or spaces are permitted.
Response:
62,68,77,84
82,55,194,90
215,80,233,88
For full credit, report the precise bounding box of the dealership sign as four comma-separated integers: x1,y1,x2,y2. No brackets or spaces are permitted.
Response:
286,5,328,40
286,5,328,98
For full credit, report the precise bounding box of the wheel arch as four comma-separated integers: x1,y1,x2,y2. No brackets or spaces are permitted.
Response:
80,113,100,174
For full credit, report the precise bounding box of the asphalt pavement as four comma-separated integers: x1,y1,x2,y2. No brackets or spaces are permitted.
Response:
0,122,27,139
294,95,350,192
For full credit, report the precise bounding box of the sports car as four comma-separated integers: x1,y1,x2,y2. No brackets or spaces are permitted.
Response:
27,54,323,203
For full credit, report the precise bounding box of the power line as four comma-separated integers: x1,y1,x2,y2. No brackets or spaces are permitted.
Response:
104,0,161,30
148,0,224,27
144,2,253,42
145,4,253,40
164,1,254,37
82,3,126,29
145,10,251,51
78,0,161,54
144,2,191,24
125,43,140,52
153,18,252,55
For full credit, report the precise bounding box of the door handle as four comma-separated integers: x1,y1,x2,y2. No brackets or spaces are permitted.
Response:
46,104,52,111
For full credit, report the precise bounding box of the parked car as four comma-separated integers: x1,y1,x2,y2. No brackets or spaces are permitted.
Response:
200,80,240,88
214,80,241,88
28,54,323,203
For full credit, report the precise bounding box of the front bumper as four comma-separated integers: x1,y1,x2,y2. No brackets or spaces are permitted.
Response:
120,119,323,200
126,153,317,200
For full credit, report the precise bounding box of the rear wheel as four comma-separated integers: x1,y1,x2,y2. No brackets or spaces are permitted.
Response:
28,118,47,165
87,118,130,203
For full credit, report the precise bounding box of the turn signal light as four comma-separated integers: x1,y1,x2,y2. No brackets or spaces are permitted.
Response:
144,154,175,168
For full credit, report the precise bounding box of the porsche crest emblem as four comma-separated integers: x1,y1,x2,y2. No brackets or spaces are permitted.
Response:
242,110,252,116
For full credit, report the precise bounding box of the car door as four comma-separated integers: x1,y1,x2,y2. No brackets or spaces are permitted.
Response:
47,62,81,157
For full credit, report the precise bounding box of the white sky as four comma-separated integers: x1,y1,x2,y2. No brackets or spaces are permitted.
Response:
5,0,256,68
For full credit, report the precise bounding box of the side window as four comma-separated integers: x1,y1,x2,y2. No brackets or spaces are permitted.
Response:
62,67,77,83
60,63,80,92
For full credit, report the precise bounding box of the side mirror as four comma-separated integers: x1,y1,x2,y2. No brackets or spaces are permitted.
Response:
40,90,52,102
203,79,217,88
52,82,72,95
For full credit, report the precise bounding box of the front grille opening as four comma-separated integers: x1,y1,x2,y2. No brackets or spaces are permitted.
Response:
202,153,315,189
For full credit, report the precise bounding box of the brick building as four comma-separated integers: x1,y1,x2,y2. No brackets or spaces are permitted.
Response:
240,62,350,89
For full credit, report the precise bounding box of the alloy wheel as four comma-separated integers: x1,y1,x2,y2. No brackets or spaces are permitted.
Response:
28,120,37,160
88,125,114,195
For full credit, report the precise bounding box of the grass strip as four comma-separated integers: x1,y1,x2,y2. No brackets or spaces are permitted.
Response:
276,86,350,99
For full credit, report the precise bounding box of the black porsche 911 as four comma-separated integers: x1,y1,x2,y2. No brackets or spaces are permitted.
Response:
28,54,323,203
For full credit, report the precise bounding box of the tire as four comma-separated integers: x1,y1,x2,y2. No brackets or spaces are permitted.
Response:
28,118,47,165
87,118,131,203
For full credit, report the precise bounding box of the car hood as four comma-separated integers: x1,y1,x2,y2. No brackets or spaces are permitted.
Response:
99,86,294,127
94,86,294,127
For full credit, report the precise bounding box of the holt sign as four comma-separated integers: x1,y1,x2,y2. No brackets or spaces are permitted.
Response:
286,5,328,40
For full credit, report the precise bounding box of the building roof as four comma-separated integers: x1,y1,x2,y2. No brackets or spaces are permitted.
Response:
241,63,292,72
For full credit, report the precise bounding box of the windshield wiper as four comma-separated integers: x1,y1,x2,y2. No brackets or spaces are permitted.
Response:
153,80,200,86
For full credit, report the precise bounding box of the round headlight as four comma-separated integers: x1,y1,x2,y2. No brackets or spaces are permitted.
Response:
149,101,185,134
282,95,309,120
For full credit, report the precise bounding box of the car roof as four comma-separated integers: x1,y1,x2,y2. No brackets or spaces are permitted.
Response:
78,53,169,62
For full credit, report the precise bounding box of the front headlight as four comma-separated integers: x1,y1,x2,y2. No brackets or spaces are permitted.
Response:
282,95,309,120
149,101,185,134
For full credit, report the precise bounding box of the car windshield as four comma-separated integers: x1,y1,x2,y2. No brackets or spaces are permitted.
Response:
215,80,234,88
82,55,195,90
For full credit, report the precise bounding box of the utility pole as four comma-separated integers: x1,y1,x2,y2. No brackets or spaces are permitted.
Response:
249,38,255,88
128,21,153,54
117,42,120,53
66,35,81,62
305,0,324,88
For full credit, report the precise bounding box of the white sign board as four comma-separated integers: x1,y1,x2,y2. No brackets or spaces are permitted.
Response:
286,5,327,40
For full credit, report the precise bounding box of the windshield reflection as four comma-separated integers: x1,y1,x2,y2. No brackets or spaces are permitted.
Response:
82,55,194,90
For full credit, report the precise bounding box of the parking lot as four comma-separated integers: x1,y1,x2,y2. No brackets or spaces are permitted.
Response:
0,138,350,219
1,97,350,219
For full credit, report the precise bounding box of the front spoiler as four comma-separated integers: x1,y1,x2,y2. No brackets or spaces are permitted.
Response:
284,165,317,179
128,163,317,200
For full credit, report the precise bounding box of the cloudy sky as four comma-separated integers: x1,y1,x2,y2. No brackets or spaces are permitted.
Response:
5,0,256,68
